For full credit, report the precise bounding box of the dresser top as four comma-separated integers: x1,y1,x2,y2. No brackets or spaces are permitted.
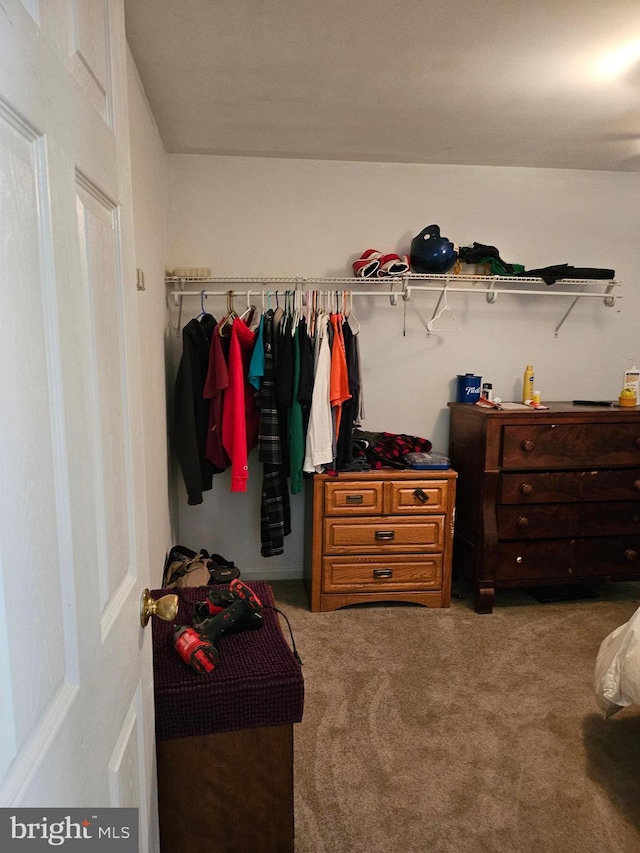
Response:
448,401,639,419
312,468,457,481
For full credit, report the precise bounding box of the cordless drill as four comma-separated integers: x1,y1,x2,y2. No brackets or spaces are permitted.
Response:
173,580,263,674
173,624,219,674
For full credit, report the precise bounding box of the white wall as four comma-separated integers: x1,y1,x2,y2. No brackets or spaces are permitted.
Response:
167,154,640,581
127,49,173,586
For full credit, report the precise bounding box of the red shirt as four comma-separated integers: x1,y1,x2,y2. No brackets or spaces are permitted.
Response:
221,318,259,492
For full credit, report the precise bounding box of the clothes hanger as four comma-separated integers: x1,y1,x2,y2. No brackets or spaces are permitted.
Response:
426,283,461,334
218,289,238,336
196,289,208,319
291,287,302,335
307,289,316,338
239,289,257,327
273,290,284,327
346,290,361,335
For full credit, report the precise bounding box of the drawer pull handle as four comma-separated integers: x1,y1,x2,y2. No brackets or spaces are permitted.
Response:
520,483,533,496
413,488,429,504
625,549,638,562
346,494,364,505
521,440,535,452
516,516,529,529
636,438,640,450
375,530,395,541
373,569,393,579
634,480,640,492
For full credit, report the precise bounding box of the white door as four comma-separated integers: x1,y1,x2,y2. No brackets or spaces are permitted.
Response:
0,0,156,846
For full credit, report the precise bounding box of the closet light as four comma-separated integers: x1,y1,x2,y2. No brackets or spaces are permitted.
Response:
592,41,640,82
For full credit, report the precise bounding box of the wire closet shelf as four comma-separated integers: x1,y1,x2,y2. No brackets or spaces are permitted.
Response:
165,273,621,337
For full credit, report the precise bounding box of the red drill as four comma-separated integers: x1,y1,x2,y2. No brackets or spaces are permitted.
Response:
173,580,263,674
173,625,219,674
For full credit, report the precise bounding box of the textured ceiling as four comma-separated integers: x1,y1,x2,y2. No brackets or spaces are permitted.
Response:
124,0,640,171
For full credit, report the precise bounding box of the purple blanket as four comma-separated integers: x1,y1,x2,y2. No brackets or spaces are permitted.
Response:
151,582,304,740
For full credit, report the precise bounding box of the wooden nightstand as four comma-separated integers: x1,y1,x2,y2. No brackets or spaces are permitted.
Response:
304,468,457,612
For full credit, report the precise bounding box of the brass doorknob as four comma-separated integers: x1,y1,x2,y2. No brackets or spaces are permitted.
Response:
140,588,179,627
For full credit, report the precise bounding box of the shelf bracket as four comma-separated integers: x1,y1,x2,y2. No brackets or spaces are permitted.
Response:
603,283,616,308
172,277,186,307
554,291,583,337
486,279,498,303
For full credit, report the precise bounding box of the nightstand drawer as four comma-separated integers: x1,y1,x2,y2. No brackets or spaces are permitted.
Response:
323,516,444,554
499,469,640,504
386,480,449,514
501,423,640,469
324,481,383,516
497,502,640,539
322,555,442,593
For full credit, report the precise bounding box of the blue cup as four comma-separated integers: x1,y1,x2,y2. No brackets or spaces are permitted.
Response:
457,373,482,403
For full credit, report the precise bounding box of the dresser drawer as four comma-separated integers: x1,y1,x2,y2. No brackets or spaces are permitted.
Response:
501,423,640,469
495,536,640,581
386,480,449,514
322,555,442,593
499,469,640,504
497,501,640,539
323,516,444,554
324,481,383,516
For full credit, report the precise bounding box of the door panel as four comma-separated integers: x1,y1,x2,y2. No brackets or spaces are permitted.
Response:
0,2,155,845
0,97,72,777
76,177,132,608
68,0,111,123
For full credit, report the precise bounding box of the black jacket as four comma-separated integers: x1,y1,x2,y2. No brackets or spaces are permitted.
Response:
173,314,224,504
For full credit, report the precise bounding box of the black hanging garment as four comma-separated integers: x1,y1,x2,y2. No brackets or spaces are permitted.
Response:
173,314,224,505
297,316,314,436
336,320,358,470
255,310,291,557
274,313,294,479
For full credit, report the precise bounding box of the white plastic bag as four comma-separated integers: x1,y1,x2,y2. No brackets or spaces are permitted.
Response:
594,605,640,717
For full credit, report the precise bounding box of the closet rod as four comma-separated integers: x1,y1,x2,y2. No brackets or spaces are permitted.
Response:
169,287,404,305
169,284,621,308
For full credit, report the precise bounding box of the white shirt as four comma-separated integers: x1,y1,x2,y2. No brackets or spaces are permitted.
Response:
303,314,334,473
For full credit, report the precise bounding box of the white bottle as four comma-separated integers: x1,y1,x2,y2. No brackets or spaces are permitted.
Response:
623,364,640,397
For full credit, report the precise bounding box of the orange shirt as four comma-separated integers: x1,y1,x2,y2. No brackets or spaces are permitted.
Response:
329,313,351,440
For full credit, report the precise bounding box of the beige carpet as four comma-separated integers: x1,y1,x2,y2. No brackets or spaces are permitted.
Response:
269,579,640,853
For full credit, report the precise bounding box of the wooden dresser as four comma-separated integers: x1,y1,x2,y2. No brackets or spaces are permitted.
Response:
304,469,457,612
448,402,640,614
